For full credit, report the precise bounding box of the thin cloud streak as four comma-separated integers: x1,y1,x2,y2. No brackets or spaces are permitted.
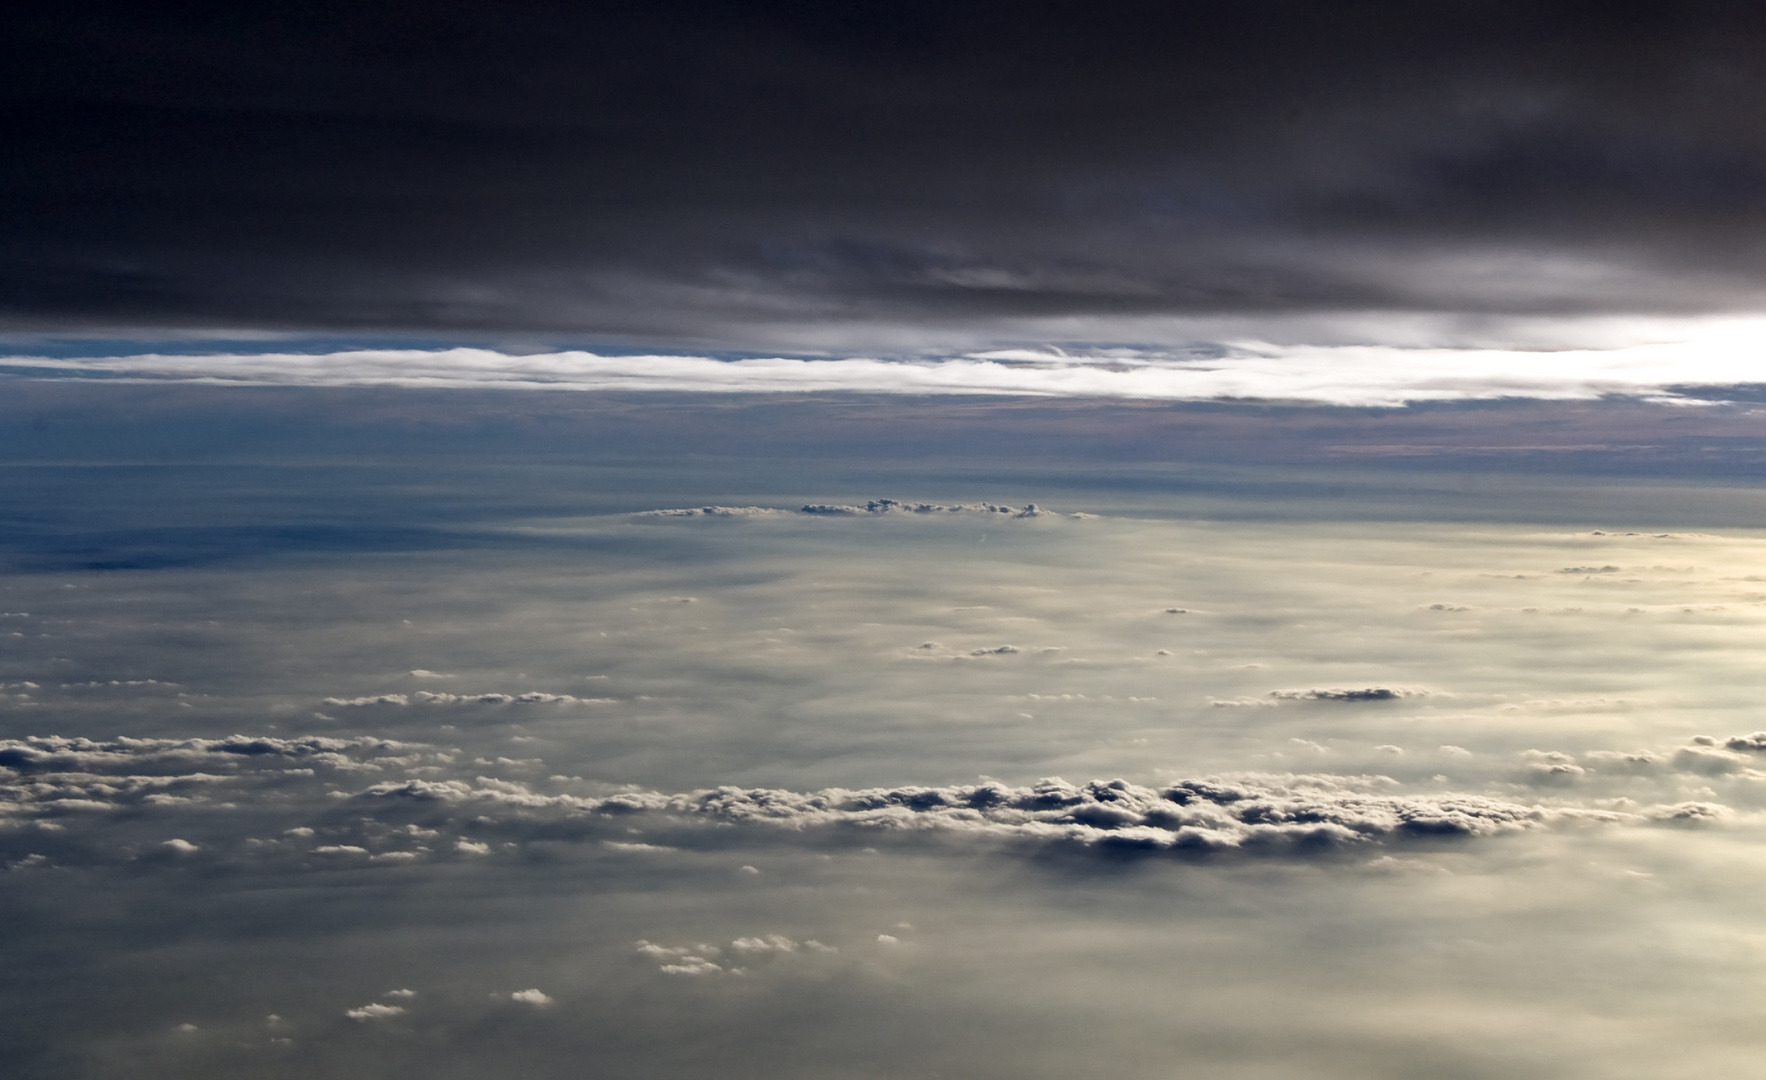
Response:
13,323,1766,405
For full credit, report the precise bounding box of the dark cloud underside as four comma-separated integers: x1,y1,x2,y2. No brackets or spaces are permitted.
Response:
7,1,1766,340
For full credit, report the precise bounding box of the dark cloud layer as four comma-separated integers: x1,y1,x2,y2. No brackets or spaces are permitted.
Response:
7,2,1766,341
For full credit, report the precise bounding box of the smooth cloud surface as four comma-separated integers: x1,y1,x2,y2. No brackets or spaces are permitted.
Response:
11,475,1766,1079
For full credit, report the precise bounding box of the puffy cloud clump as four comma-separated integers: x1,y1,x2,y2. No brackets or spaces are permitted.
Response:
354,764,1738,856
410,691,605,705
0,734,442,826
345,1003,404,1021
637,935,834,976
1269,688,1427,702
321,694,409,707
0,734,420,775
5,727,1747,871
625,775,1572,852
645,500,1050,519
800,499,1048,517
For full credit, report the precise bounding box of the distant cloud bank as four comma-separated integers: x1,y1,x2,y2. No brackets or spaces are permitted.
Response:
12,323,1766,405
3,731,1747,872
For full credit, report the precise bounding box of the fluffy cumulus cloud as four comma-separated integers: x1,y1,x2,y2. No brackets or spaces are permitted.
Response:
0,734,423,775
345,1003,405,1021
321,690,609,707
410,691,607,706
1,725,1752,876
641,499,1050,519
359,771,1721,855
636,935,834,976
626,776,1611,851
320,694,410,707
0,734,445,835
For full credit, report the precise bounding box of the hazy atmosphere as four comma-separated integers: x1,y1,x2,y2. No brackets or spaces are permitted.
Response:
8,4,1766,1078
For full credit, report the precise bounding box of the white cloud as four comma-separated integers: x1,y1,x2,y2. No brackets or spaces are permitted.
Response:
346,1003,405,1021
637,940,726,975
550,774,1651,853
637,506,795,518
0,733,421,774
658,959,723,976
1521,750,1586,784
509,988,552,1005
21,320,1766,405
639,935,831,976
4,720,1748,873
409,690,606,706
0,734,446,827
729,934,797,955
602,840,674,853
348,763,1743,856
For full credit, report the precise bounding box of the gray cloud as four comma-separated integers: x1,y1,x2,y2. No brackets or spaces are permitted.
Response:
1269,688,1427,702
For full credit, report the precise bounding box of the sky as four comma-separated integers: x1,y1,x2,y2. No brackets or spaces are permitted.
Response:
8,4,1766,1079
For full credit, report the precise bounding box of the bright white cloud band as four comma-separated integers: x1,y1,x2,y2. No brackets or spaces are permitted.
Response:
11,323,1766,406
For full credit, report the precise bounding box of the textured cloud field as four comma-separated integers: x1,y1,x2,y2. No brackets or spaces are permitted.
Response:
6,501,1766,1078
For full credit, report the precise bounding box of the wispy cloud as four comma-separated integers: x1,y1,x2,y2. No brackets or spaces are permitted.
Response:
11,322,1766,405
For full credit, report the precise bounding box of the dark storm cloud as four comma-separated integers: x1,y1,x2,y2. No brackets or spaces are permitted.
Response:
7,1,1766,341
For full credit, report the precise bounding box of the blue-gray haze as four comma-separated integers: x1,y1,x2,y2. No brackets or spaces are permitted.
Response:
5,385,1766,1079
